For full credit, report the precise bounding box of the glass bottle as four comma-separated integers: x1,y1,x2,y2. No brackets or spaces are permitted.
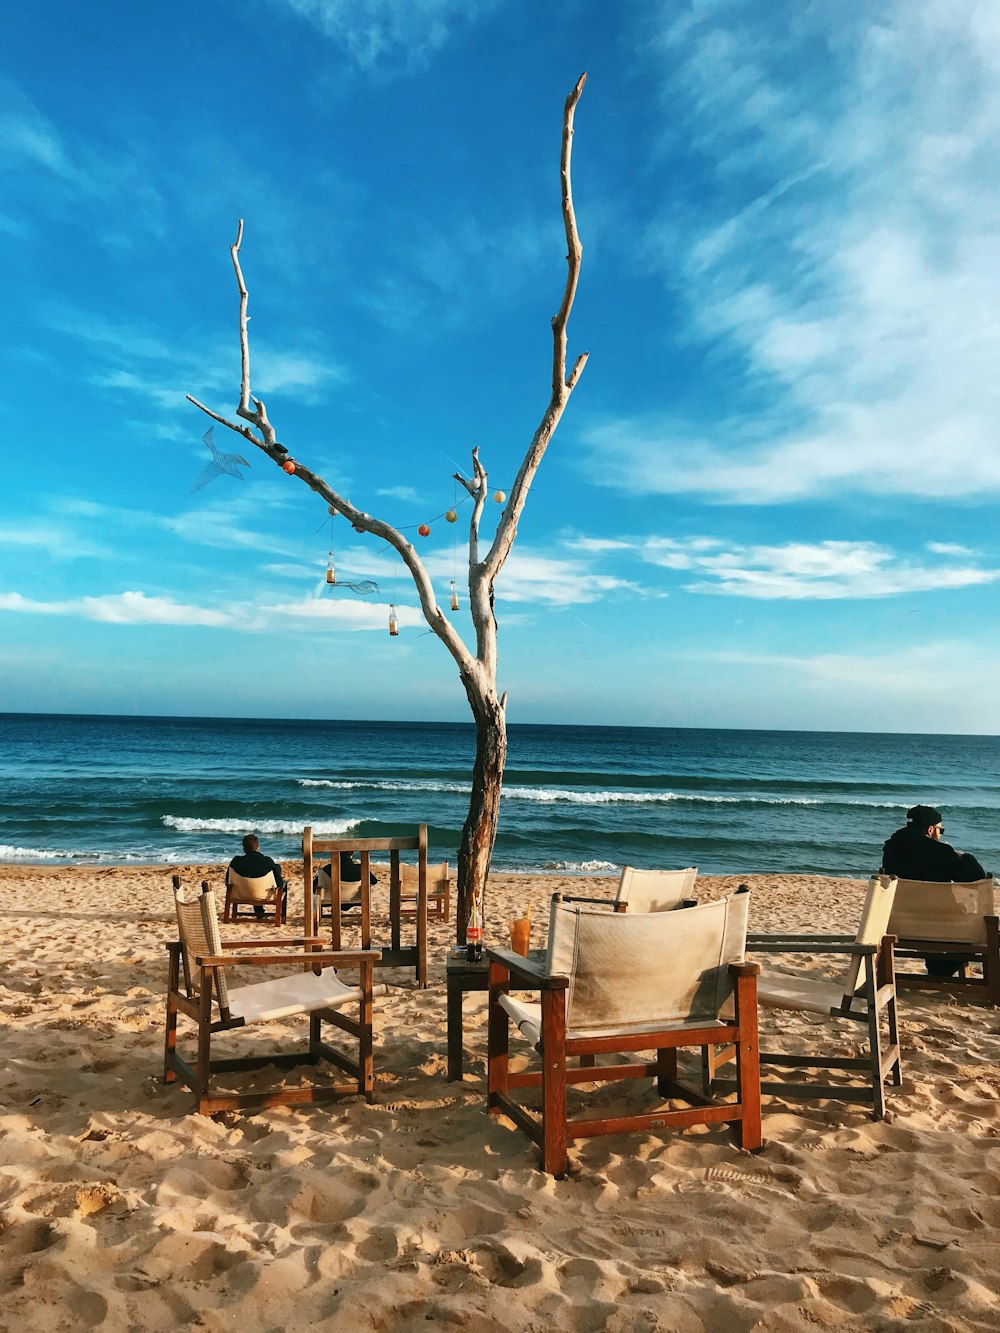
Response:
388,604,398,636
450,579,459,611
326,553,336,584
466,889,483,963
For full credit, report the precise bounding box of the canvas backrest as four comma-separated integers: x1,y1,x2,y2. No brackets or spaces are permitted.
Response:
544,892,749,1034
887,877,996,946
617,866,698,913
399,861,449,893
314,865,363,904
174,883,230,1012
227,870,277,903
840,874,897,1000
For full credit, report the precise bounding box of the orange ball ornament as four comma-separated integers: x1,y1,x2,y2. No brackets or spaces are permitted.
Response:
282,460,296,474
493,490,506,504
417,524,431,537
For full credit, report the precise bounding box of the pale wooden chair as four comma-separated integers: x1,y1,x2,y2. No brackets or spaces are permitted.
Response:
562,865,698,913
887,876,999,1006
399,860,451,923
165,876,379,1115
710,875,902,1120
223,868,287,924
302,825,431,987
487,892,760,1176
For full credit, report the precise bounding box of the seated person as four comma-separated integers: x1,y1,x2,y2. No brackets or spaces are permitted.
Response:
227,833,286,922
881,804,987,977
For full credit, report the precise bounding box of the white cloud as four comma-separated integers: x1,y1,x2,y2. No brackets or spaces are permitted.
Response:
592,1,1000,503
0,590,234,626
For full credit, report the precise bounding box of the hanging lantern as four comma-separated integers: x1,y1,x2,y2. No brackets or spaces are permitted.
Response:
418,524,431,537
445,509,458,523
282,460,296,474
327,503,337,515
450,580,460,612
493,490,506,504
326,553,336,585
388,604,399,636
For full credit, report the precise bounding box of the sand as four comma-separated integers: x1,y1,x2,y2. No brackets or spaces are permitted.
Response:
1,864,999,1333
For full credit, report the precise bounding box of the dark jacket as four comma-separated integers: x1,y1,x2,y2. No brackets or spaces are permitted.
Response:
881,825,985,882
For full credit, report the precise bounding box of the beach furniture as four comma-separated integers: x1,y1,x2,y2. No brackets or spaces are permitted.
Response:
223,868,287,925
302,825,431,987
486,892,760,1176
561,865,698,913
313,865,365,917
711,874,902,1120
399,860,451,923
165,876,379,1115
887,876,999,1006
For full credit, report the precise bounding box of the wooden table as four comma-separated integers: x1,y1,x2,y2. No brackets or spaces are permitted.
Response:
446,951,490,1081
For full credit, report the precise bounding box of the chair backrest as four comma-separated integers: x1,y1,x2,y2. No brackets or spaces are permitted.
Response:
314,865,364,904
616,866,697,913
227,870,277,903
399,861,449,892
175,882,230,1014
887,877,996,946
544,892,750,1035
840,874,897,1001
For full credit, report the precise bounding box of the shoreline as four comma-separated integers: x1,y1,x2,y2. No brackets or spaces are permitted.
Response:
2,864,998,1330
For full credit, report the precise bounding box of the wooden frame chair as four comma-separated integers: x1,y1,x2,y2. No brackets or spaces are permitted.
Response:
313,864,365,918
887,877,999,1007
223,869,287,925
562,865,698,913
302,825,430,988
710,875,902,1120
487,892,760,1176
399,860,451,923
165,876,379,1115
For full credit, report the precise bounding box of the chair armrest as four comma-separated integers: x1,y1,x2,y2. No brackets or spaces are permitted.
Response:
486,946,568,989
220,936,327,951
195,948,381,968
559,894,613,907
747,933,854,944
748,938,880,957
728,960,760,977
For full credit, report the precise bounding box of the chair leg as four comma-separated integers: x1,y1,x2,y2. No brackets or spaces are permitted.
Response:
985,918,1000,1007
733,971,761,1150
656,1047,677,1097
879,943,903,1087
359,959,374,1102
164,950,180,1083
864,955,887,1120
223,890,233,923
539,989,568,1177
195,977,213,1114
487,961,510,1110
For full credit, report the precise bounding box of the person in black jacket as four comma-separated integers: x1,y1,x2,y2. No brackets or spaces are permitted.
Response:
881,804,986,977
227,833,286,922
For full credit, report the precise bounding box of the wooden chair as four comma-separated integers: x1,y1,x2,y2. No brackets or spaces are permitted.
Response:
223,869,287,925
710,875,902,1120
313,865,365,918
562,865,698,913
165,876,379,1115
487,892,760,1176
887,876,999,1007
302,825,430,988
399,860,450,923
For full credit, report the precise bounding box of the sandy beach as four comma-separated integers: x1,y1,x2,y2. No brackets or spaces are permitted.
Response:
1,864,999,1333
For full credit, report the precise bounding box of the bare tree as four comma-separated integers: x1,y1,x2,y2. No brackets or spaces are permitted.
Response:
188,74,588,939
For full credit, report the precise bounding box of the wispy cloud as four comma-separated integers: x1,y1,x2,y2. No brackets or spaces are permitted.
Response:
589,2,1000,503
271,0,500,73
0,590,233,626
569,533,1000,600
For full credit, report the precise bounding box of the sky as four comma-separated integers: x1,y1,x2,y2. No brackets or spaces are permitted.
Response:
1,0,998,734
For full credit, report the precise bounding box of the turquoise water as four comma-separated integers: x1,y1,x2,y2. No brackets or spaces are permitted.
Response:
1,713,998,877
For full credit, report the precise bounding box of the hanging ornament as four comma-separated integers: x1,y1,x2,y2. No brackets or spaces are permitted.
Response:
445,509,458,523
450,580,460,612
282,460,297,474
388,604,399,636
493,490,506,504
327,503,337,515
418,524,431,537
326,552,336,585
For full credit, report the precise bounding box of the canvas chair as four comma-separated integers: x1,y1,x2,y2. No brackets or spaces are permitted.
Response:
302,825,431,987
313,864,365,918
487,892,760,1176
399,860,451,923
223,868,287,925
709,874,902,1120
165,876,380,1115
562,865,698,913
887,876,999,1007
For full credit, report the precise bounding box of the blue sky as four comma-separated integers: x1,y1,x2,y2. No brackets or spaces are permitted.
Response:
1,0,998,733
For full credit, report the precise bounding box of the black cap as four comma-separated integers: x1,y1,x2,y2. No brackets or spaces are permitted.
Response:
906,804,942,827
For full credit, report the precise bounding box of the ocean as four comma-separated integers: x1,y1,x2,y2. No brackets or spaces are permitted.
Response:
1,713,998,878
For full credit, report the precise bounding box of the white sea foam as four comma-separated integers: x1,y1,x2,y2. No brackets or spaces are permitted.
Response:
161,816,357,836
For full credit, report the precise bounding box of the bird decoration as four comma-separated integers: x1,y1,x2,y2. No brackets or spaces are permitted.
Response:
190,427,250,493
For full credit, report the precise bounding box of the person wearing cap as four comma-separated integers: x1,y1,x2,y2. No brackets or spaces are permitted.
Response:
881,804,986,977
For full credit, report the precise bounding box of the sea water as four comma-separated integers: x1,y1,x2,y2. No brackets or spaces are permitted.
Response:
1,713,998,877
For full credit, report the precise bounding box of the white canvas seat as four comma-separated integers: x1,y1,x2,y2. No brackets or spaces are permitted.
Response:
165,876,379,1115
711,874,902,1120
887,876,999,1005
488,892,760,1176
562,864,698,914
